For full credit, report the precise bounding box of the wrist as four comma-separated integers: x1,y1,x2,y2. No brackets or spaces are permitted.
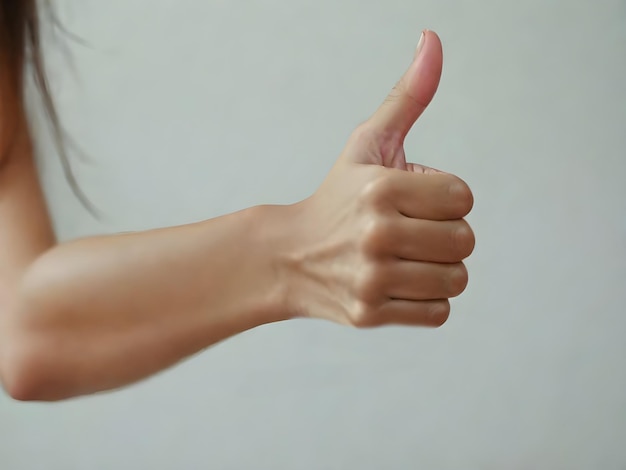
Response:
244,202,304,322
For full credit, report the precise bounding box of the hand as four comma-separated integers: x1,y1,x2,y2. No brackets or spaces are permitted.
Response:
280,30,474,327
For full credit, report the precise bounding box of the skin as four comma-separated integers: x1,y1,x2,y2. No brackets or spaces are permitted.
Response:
0,30,474,402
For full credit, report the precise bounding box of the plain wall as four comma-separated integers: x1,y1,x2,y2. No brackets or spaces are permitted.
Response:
1,0,625,468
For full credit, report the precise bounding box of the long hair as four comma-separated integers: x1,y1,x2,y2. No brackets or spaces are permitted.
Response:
0,0,92,212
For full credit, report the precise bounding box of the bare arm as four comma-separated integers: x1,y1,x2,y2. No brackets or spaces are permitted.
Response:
0,125,292,401
0,31,475,402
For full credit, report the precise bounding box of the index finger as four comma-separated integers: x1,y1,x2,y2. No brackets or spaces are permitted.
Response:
383,169,473,220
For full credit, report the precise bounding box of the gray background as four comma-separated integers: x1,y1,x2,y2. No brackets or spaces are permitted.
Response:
1,0,625,468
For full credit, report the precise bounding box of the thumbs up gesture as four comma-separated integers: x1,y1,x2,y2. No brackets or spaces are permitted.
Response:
282,31,474,327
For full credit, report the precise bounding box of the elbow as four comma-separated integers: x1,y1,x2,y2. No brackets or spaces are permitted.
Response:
1,259,73,402
1,331,60,402
1,276,73,401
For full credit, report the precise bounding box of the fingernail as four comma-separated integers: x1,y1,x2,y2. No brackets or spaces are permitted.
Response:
415,30,426,58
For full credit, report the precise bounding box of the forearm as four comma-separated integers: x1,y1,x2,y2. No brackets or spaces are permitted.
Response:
1,29,471,402
2,204,292,401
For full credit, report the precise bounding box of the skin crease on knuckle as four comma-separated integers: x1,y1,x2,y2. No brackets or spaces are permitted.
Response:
373,129,406,162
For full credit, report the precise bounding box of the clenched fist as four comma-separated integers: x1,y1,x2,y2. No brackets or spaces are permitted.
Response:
279,30,474,327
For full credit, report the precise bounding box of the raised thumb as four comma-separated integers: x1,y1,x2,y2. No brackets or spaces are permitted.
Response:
367,30,443,142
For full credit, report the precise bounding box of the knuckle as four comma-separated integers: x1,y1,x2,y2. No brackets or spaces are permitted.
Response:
353,264,382,302
359,217,392,255
349,301,381,328
385,82,404,106
359,175,393,209
452,221,476,259
390,76,430,110
448,178,474,216
446,263,469,297
350,122,377,144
